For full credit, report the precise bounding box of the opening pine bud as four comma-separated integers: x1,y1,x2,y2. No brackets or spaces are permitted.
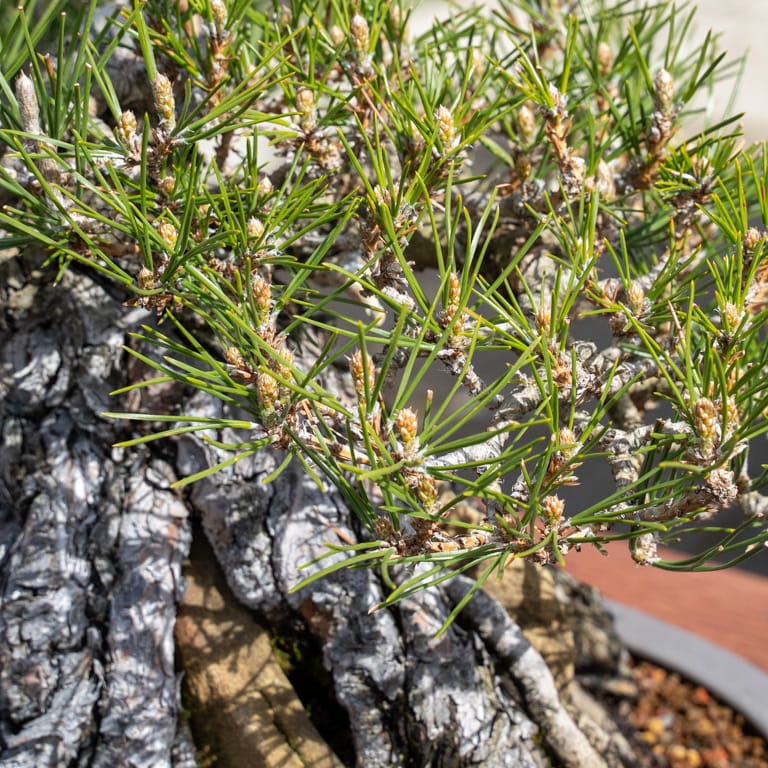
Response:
541,495,565,523
535,303,551,336
158,176,176,196
558,427,578,453
156,220,178,250
632,532,658,565
138,266,155,290
247,217,265,240
273,346,294,380
152,73,176,131
693,397,717,443
721,301,741,331
447,272,461,305
435,105,458,152
744,227,763,251
251,274,271,323
395,407,418,444
416,474,438,509
626,281,645,315
224,346,245,367
257,371,280,409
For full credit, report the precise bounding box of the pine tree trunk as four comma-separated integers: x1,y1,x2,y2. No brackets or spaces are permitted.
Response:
0,252,639,767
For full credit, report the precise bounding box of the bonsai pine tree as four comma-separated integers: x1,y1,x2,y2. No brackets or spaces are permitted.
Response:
1,0,766,765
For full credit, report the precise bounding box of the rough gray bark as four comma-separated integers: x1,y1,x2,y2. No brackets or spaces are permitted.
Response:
1,252,638,767
0,254,191,767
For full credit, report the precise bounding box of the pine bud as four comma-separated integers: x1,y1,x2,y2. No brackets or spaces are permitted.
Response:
295,87,316,132
416,474,438,509
251,274,271,321
541,495,565,523
224,346,245,367
535,303,551,336
350,14,370,62
515,103,536,142
350,349,375,400
273,346,294,380
435,105,458,151
257,371,279,408
653,68,675,116
115,110,138,148
721,301,741,330
626,281,645,315
156,220,178,250
257,175,273,196
632,532,658,565
693,397,717,443
158,175,175,196
329,25,344,48
152,73,176,131
138,266,155,290
597,41,612,76
16,69,41,134
558,427,578,452
744,227,763,251
247,217,265,240
395,407,418,444
210,0,228,37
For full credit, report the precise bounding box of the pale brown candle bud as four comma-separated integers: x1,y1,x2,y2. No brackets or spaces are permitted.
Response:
350,14,370,58
435,105,457,151
416,474,437,508
535,304,551,335
744,227,763,251
597,41,612,75
295,87,316,132
541,495,564,523
15,69,41,134
627,281,645,315
395,407,418,443
329,24,344,47
156,220,178,250
138,266,155,290
516,103,536,142
257,371,279,408
694,397,717,443
152,73,176,131
247,217,265,240
350,349,375,399
251,274,271,322
654,68,675,116
115,110,137,148
158,175,175,196
210,0,227,37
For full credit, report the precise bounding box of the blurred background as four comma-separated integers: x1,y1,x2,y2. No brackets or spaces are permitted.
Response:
414,1,768,142
696,0,768,142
